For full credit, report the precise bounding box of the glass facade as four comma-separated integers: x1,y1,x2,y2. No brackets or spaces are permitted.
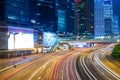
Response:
56,0,75,33
75,0,94,36
104,0,113,35
66,0,75,33
58,10,66,32
94,0,113,37
94,0,105,36
5,0,30,27
112,0,120,30
36,0,56,32
113,15,119,35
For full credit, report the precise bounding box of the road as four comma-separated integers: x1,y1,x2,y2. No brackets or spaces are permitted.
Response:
0,50,82,80
0,44,120,80
77,44,120,80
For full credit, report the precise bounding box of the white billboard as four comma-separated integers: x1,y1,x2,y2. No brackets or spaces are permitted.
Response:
8,26,34,49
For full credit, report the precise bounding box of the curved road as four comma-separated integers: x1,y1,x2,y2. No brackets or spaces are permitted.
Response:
77,44,120,80
0,44,120,80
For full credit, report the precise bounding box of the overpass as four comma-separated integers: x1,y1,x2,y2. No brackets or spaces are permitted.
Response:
60,39,119,43
59,36,119,43
58,37,120,48
49,36,120,52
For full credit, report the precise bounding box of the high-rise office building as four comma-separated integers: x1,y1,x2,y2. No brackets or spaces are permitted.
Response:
112,0,120,33
75,0,94,36
66,0,75,33
94,0,113,38
36,0,57,32
56,0,75,33
94,0,105,37
113,15,119,35
104,0,113,35
83,0,94,36
0,0,31,27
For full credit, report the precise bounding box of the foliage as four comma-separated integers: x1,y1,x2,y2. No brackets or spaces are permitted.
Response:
112,44,120,58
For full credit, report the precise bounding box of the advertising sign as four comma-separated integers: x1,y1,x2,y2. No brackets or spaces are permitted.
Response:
43,32,58,47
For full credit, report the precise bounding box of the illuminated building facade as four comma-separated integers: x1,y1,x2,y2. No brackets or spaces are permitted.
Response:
104,0,113,35
36,0,57,32
83,0,94,36
112,0,120,34
113,15,119,35
0,0,38,49
94,0,105,37
56,0,75,33
94,0,113,37
0,0,31,27
75,0,94,36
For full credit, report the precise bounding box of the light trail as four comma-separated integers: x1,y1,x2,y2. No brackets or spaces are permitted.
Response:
74,53,82,80
94,53,120,80
80,56,97,80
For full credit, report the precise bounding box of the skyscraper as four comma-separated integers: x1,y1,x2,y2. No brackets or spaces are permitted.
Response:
75,0,94,36
112,0,120,33
36,0,57,32
66,0,75,33
94,0,105,37
104,0,113,36
94,0,113,38
113,15,119,35
56,0,75,33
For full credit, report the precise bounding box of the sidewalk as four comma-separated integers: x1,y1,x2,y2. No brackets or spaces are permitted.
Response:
0,53,43,72
0,50,73,73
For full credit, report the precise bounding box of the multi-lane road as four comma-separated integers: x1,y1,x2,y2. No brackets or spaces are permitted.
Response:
77,44,120,80
0,44,120,80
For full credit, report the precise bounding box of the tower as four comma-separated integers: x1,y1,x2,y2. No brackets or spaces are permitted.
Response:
75,0,94,37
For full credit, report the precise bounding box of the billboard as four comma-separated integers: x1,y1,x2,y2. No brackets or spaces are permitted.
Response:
43,32,58,47
8,26,34,49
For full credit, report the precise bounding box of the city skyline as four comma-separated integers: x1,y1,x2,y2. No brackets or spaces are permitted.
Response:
0,1,120,80
0,0,120,49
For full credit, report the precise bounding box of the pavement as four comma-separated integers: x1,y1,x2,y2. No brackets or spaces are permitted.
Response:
0,53,43,72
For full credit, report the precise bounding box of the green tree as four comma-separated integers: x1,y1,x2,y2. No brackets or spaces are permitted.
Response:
112,44,120,58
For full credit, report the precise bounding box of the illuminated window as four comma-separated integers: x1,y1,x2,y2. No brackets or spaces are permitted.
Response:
8,15,18,20
31,19,36,23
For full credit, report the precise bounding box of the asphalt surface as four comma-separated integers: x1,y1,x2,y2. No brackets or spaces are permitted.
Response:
0,44,120,80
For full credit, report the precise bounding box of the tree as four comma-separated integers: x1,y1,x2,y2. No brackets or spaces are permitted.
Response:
112,44,120,58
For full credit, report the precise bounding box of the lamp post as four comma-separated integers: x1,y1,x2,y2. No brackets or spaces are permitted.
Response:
8,32,22,68
13,33,19,68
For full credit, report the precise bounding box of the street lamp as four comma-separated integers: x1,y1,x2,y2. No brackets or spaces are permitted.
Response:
8,32,23,68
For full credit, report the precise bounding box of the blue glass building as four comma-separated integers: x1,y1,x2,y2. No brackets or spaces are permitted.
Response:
36,0,57,32
94,0,113,38
104,0,113,36
94,0,105,37
112,0,120,34
113,15,119,35
56,0,75,33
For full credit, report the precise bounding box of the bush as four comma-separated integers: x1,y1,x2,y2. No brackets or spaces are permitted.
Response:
112,44,120,58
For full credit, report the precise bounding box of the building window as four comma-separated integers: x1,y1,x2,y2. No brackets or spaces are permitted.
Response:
8,15,18,20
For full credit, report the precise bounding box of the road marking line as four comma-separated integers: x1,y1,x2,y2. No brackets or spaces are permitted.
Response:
94,53,120,80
